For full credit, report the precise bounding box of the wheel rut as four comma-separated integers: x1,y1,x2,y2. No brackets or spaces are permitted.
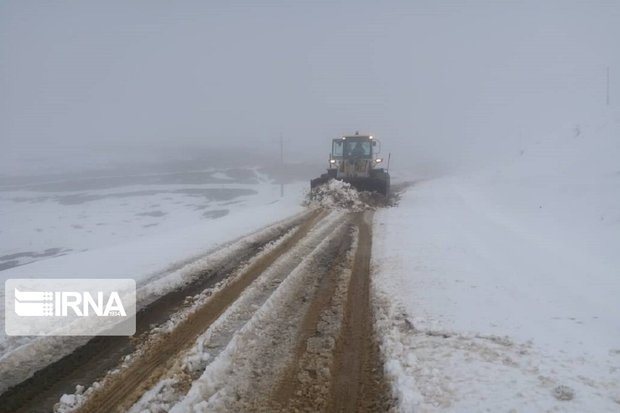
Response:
0,210,320,413
75,210,326,413
3,208,394,413
267,211,391,413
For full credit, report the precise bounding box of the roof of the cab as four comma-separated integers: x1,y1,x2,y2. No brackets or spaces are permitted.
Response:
334,135,373,140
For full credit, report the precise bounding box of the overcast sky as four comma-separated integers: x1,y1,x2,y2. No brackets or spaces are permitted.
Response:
1,0,619,172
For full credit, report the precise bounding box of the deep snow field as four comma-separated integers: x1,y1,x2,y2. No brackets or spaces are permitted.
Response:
372,111,620,411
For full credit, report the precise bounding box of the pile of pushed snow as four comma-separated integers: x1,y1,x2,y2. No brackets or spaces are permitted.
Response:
305,179,383,210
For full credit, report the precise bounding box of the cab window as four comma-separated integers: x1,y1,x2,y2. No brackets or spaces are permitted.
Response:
344,141,371,157
332,140,344,157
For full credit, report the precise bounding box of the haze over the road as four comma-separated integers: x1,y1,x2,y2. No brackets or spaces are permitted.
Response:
2,0,619,175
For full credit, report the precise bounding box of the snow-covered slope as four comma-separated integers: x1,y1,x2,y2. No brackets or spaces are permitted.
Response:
372,111,620,411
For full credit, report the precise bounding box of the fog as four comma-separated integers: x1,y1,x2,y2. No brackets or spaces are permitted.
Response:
1,0,619,177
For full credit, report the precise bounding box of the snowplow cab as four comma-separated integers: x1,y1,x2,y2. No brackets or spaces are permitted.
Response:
311,133,390,197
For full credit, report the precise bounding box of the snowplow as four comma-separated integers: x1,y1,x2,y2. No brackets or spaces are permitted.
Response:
311,132,390,197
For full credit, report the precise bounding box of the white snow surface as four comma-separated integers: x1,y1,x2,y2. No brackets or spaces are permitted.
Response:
373,112,620,412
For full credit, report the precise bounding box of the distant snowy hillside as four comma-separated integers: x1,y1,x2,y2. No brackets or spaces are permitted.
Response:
372,111,620,412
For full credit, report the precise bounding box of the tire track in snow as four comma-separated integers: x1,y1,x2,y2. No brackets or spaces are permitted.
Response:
68,209,327,413
328,211,391,412
0,211,317,413
168,213,355,412
126,210,347,412
161,211,391,412
270,211,391,412
22,207,393,412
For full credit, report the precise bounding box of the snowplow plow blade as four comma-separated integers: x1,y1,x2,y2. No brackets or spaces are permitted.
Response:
343,177,390,197
310,176,390,198
310,174,330,190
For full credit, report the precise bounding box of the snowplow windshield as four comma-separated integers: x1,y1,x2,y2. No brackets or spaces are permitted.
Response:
345,140,371,158
332,139,372,159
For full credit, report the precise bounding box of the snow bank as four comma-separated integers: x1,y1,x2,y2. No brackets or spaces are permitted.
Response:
372,111,620,411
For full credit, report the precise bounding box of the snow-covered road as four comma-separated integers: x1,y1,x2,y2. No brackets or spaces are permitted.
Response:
4,206,391,413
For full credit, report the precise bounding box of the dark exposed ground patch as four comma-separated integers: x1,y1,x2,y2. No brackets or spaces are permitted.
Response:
10,195,48,203
136,211,167,218
11,188,257,205
0,169,260,192
202,209,229,219
59,188,256,205
0,247,68,261
0,260,19,271
0,248,72,271
220,168,259,184
258,162,322,184
219,199,242,206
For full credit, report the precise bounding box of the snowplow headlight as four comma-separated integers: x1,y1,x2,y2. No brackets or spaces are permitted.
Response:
375,158,383,163
329,159,336,164
369,135,373,139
